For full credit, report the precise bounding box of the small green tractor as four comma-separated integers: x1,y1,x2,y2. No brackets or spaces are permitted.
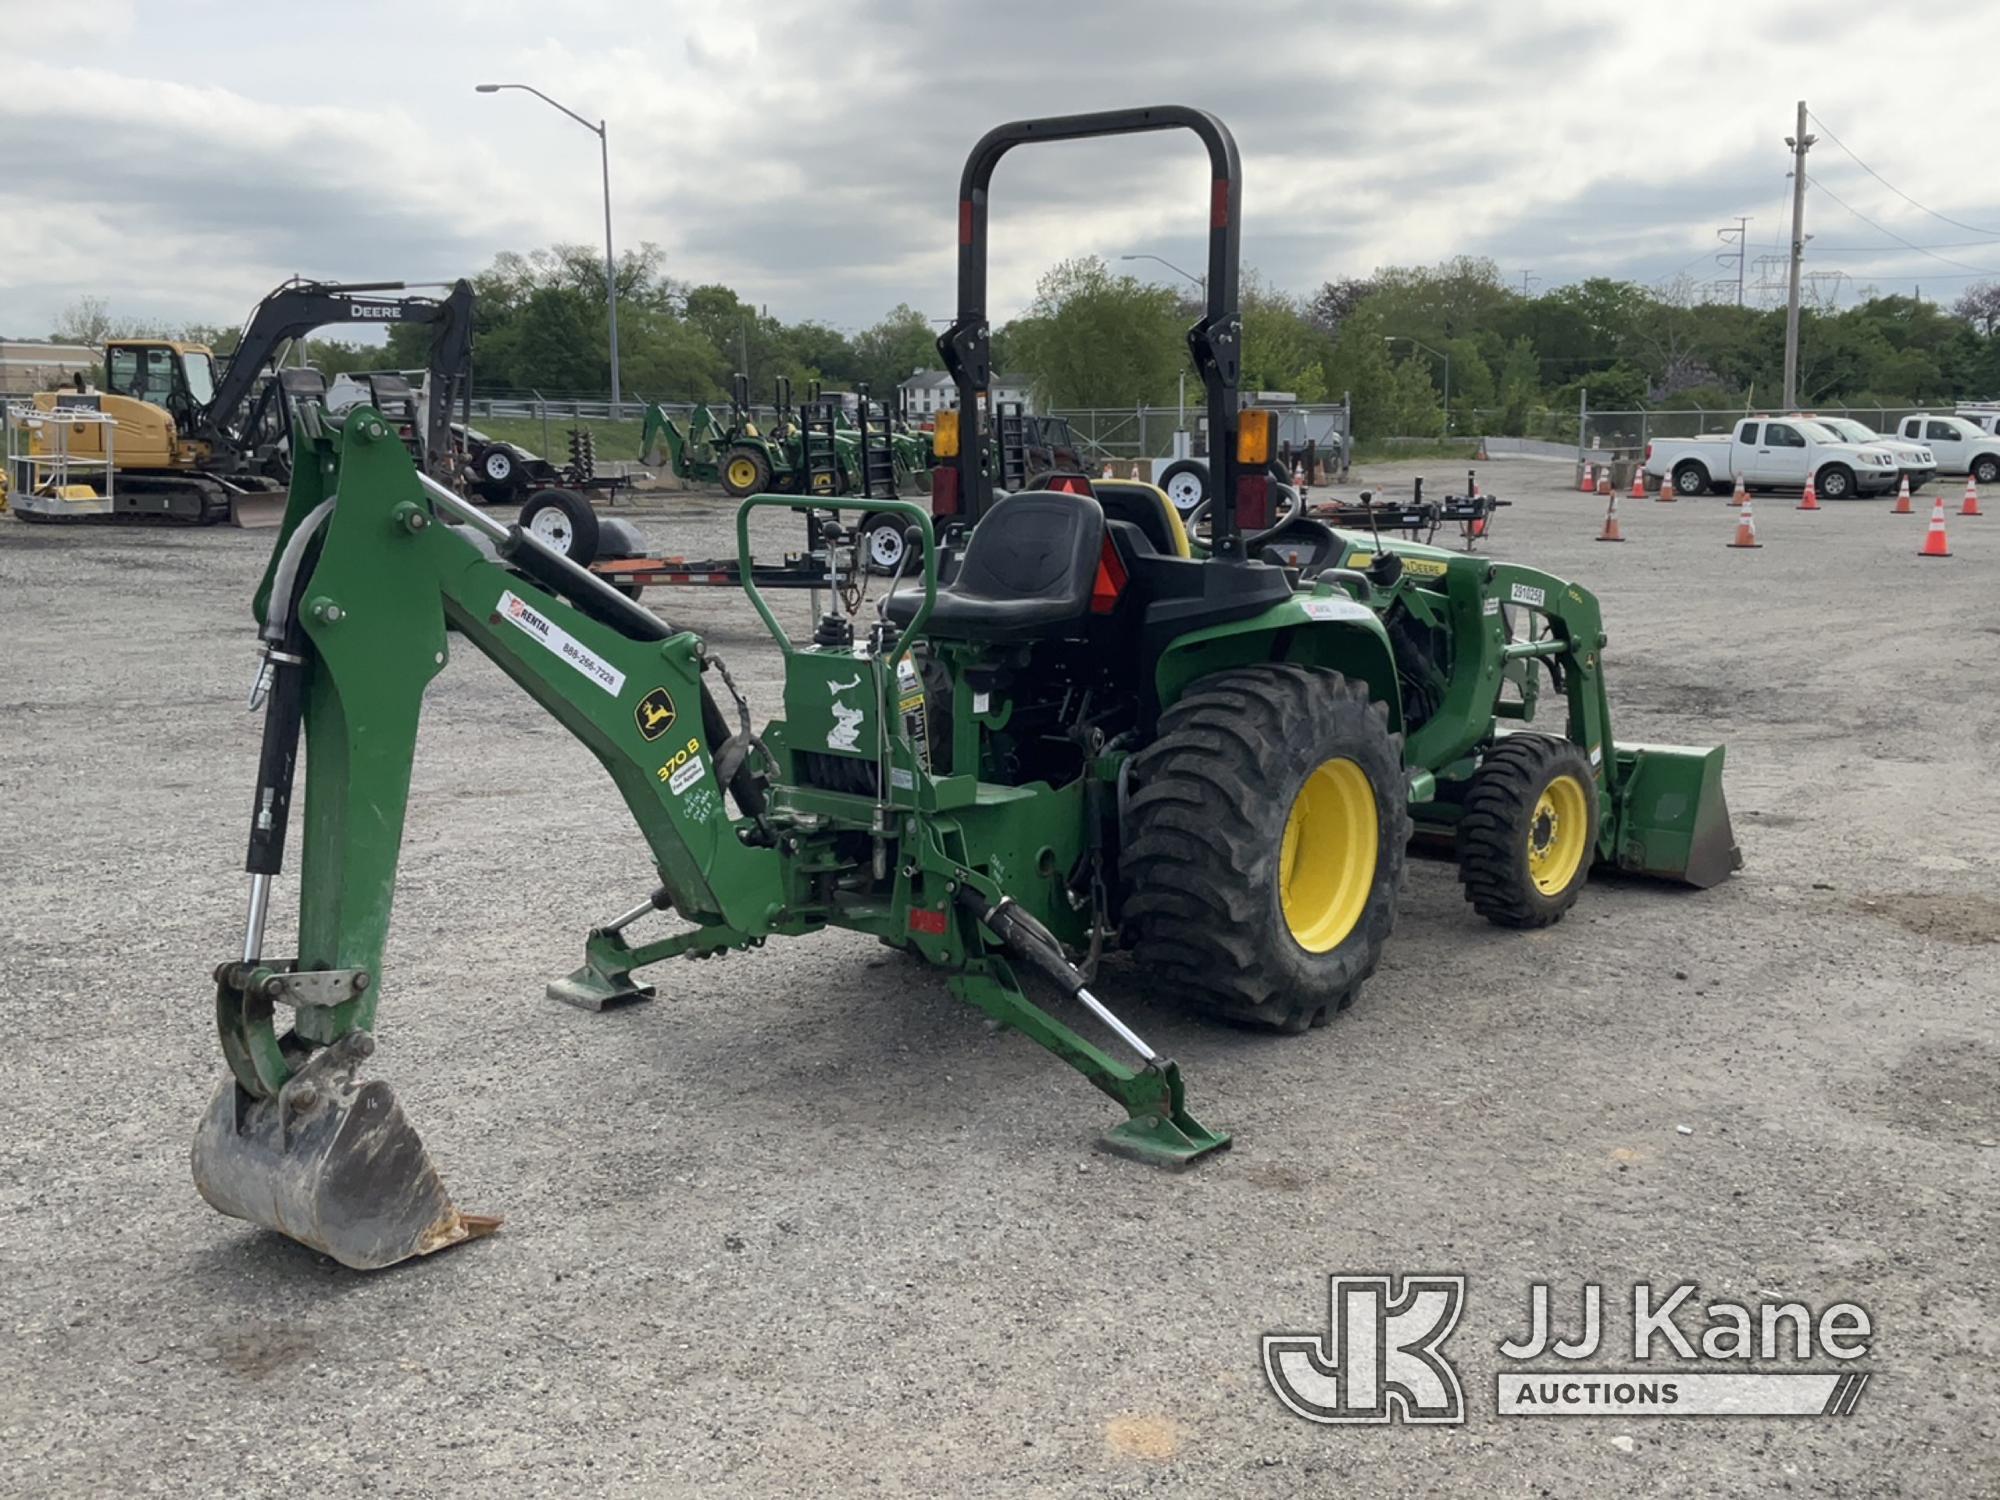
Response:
638,377,932,504
191,106,1738,1271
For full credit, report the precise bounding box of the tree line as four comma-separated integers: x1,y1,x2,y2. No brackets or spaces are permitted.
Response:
45,244,2000,432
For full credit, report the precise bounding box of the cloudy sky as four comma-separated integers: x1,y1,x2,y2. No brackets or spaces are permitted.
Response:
5,0,1999,342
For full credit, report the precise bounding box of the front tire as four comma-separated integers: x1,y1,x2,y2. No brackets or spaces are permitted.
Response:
721,446,771,497
1816,464,1854,500
1455,735,1598,929
1672,461,1710,497
1122,664,1408,1032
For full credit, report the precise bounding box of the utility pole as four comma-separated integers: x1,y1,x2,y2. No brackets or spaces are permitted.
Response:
1782,101,1816,410
1519,270,1540,297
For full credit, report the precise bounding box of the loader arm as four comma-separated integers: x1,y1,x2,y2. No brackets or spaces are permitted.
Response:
1361,551,1738,889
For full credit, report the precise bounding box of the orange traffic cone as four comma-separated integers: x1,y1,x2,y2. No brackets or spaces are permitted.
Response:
1960,475,1983,517
1579,463,1595,494
1919,495,1953,557
1729,476,1749,508
1891,475,1914,514
1656,471,1678,502
1596,475,1612,497
1596,490,1625,542
1728,497,1762,549
1476,437,1490,461
1797,475,1821,511
1128,461,1142,480
1630,468,1647,500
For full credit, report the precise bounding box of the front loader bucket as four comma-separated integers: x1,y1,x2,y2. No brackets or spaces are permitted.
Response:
230,490,287,528
1606,742,1743,889
191,1036,497,1270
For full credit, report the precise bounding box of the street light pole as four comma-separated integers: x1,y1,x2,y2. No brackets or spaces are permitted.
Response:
1386,335,1450,437
1121,254,1203,443
1118,252,1206,303
477,82,622,410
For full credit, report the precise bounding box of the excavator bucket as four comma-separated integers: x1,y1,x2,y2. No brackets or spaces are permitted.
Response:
1607,742,1743,889
190,1033,497,1270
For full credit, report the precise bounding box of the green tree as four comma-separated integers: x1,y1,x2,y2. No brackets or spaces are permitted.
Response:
852,305,939,399
1001,257,1188,407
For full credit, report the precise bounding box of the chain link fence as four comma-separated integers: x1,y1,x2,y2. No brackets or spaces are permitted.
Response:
1044,400,1353,467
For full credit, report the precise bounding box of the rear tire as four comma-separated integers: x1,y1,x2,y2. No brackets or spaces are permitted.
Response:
519,488,600,565
1122,664,1408,1032
1455,735,1598,929
1158,458,1208,516
1974,454,2000,485
1672,461,1710,497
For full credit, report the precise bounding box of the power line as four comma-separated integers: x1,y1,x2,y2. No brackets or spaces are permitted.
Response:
1805,175,2000,277
1807,109,2000,238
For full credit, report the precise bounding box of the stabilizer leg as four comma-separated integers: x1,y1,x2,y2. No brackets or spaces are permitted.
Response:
947,961,1231,1168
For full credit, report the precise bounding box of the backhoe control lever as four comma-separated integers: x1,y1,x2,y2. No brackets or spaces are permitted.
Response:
954,888,1158,1064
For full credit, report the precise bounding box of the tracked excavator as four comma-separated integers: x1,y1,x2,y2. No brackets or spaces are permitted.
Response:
7,279,472,527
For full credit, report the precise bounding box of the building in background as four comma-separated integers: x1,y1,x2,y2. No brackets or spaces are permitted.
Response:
898,368,1034,416
2,341,98,396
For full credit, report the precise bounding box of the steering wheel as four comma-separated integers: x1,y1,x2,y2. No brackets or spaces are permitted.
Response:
1186,479,1304,551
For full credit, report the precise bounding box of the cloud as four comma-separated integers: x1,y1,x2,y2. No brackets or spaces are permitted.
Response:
3,0,1998,341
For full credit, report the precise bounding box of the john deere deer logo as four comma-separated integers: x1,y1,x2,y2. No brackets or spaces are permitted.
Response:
635,687,677,742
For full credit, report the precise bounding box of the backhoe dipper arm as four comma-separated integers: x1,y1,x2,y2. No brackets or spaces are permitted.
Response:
198,406,789,1268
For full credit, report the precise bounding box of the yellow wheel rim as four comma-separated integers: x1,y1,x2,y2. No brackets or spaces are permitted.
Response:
726,457,759,490
1527,773,1590,896
1279,758,1378,953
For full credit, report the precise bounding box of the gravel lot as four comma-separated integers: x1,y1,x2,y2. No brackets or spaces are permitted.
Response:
2,462,1995,1496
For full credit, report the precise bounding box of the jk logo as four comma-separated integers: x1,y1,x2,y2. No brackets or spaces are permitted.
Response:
1262,1275,1467,1425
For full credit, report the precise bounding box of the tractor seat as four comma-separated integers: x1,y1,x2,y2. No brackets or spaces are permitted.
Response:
884,491,1104,642
1093,479,1192,558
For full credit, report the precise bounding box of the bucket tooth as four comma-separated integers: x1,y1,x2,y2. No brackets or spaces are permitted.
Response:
190,1033,497,1270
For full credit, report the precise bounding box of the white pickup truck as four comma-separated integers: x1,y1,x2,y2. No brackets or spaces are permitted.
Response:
1645,417,1902,499
1791,415,1935,492
1895,413,2000,484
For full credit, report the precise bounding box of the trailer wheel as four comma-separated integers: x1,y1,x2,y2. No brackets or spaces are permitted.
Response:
481,446,517,486
721,446,771,497
861,512,907,575
1158,458,1208,516
1672,461,1710,497
520,488,600,565
1123,664,1407,1032
1455,735,1599,929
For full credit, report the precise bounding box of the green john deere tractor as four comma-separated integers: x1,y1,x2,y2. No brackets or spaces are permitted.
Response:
190,106,1738,1271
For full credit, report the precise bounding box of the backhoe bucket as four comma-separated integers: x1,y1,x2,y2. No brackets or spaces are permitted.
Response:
230,491,287,528
190,1035,497,1270
1607,742,1743,889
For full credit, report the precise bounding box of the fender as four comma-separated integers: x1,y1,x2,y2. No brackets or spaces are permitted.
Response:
1153,590,1404,732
